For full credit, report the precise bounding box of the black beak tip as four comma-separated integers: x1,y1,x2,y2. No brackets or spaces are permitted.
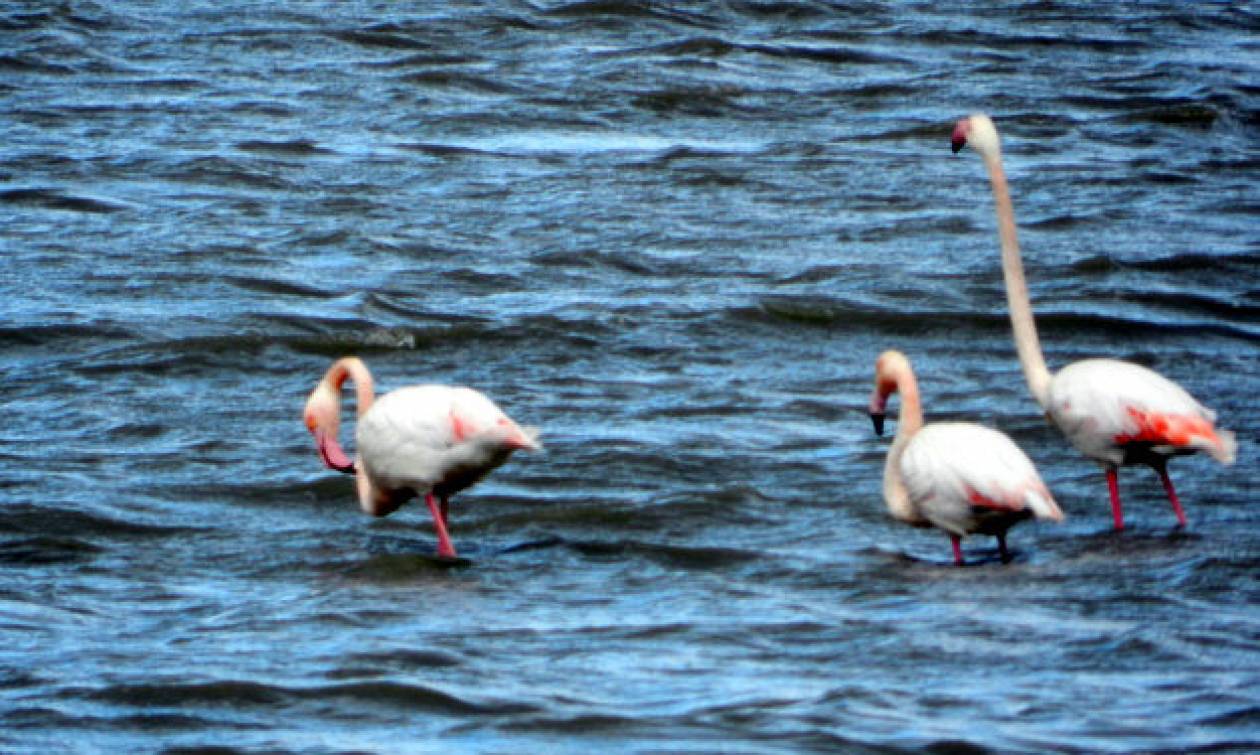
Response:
870,413,886,436
950,139,965,154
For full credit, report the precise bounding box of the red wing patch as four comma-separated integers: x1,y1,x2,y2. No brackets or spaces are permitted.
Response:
964,485,1024,512
449,410,473,443
1114,407,1217,448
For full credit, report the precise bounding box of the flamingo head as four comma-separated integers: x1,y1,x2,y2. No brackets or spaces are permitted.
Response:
303,375,355,474
870,350,911,436
951,113,1000,158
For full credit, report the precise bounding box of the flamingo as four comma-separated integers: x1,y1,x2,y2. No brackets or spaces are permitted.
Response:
951,113,1236,529
869,350,1064,565
303,357,540,559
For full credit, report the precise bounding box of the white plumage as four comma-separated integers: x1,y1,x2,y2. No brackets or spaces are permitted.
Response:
357,385,540,509
870,350,1062,565
303,358,539,560
1046,359,1234,466
954,113,1236,529
900,423,1061,538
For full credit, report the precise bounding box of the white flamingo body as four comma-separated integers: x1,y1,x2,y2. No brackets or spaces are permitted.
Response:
1045,359,1230,467
870,350,1062,564
898,422,1060,539
953,113,1235,529
304,358,539,559
357,385,537,510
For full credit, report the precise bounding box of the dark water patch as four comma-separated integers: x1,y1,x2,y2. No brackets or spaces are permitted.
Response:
367,51,482,69
269,309,579,355
921,740,996,755
398,69,525,96
0,187,128,213
566,538,760,570
0,322,132,349
222,274,334,299
111,712,220,732
732,1,841,21
161,747,255,755
0,53,77,75
70,335,283,377
115,76,207,92
234,138,327,156
267,318,458,356
497,535,568,554
497,711,643,734
1066,250,1260,277
1115,103,1220,128
79,680,285,707
751,295,1004,335
306,680,538,715
846,120,963,144
632,86,748,118
1022,212,1106,230
0,536,102,565
398,141,494,159
491,499,641,531
346,552,474,578
1,705,88,730
1121,251,1260,275
1034,310,1259,343
912,27,1145,53
339,648,464,672
328,29,434,51
1198,705,1260,728
81,678,537,717
0,666,43,691
225,100,298,118
0,504,194,539
158,156,293,191
540,1,718,28
1124,290,1260,323
744,42,908,67
614,35,736,60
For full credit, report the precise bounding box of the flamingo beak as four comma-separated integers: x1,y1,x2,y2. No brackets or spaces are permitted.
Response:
868,387,889,436
951,119,970,153
314,427,356,474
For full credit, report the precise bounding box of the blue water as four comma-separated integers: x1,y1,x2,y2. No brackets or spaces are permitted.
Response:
1,2,1257,752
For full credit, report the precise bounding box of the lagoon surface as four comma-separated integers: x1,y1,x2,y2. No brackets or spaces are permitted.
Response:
1,2,1258,752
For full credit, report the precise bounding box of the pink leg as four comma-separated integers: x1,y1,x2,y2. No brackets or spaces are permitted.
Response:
1154,462,1187,528
950,534,964,566
424,492,457,559
1106,467,1124,531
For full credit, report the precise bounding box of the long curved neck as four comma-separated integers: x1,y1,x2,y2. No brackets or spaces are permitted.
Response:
883,367,924,524
328,357,375,417
984,152,1052,408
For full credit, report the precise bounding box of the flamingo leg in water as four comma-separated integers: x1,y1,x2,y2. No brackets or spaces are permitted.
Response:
996,532,1010,563
1106,467,1124,531
425,493,457,559
440,496,450,529
950,535,964,566
1154,461,1187,528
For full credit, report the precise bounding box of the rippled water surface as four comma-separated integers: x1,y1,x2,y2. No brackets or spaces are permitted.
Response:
2,1,1258,752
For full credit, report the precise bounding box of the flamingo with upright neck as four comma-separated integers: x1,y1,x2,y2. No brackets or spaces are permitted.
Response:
303,357,540,559
869,350,1063,565
952,113,1236,529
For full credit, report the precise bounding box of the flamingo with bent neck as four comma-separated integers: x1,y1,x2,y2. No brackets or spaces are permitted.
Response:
951,113,1236,529
303,357,540,559
869,350,1063,565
